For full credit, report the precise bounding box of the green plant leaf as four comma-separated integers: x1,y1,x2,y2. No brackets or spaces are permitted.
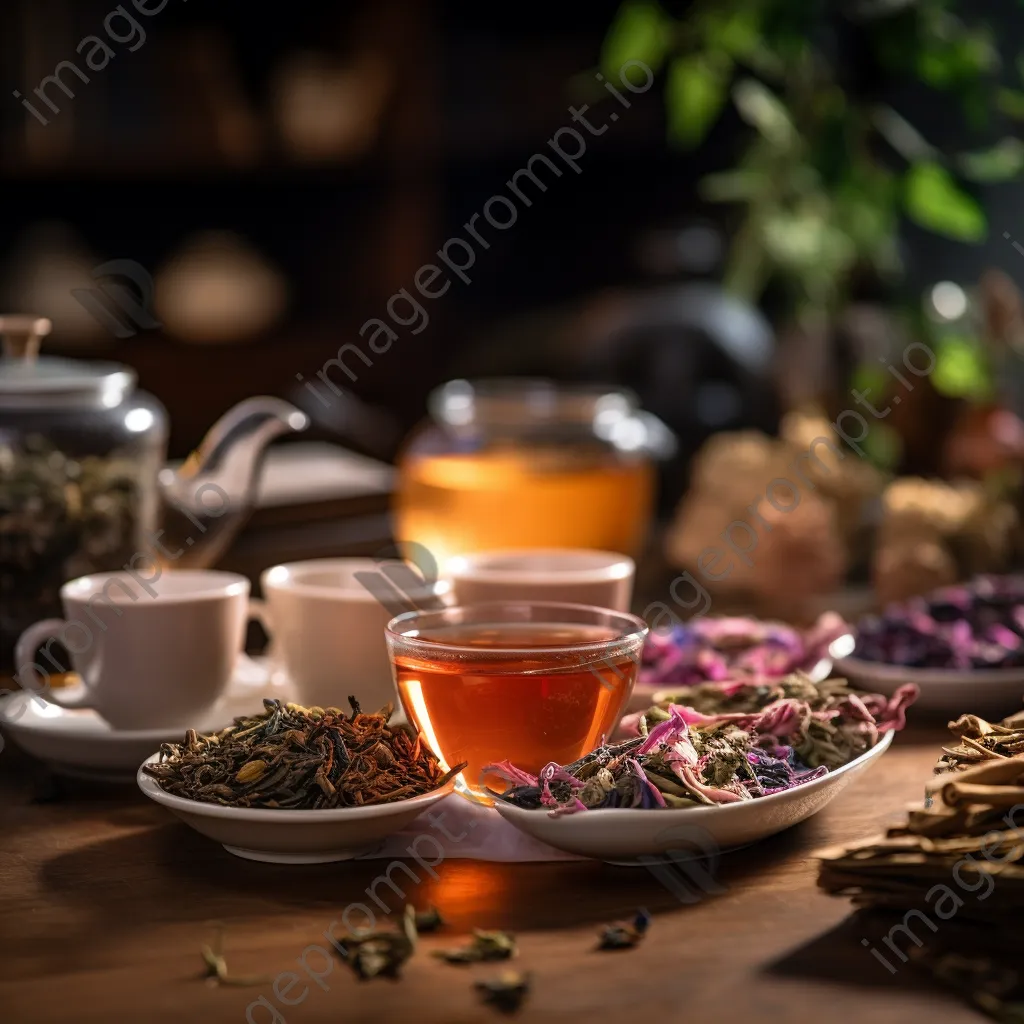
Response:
759,207,856,281
903,163,987,242
732,78,795,147
863,422,903,472
997,88,1024,120
601,1,672,81
851,363,890,400
958,137,1024,182
702,9,760,59
915,29,998,90
666,56,728,147
931,335,992,399
699,169,765,202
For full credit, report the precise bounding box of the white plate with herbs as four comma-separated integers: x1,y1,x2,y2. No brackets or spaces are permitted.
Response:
834,656,1024,714
492,731,893,864
138,755,458,863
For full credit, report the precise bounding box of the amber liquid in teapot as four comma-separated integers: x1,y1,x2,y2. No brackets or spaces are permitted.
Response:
394,444,653,568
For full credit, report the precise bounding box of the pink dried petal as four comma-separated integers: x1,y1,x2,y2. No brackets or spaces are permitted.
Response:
483,760,539,788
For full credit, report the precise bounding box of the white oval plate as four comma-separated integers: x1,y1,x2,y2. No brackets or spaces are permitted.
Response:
0,656,288,781
492,731,893,863
834,656,1024,715
137,755,457,863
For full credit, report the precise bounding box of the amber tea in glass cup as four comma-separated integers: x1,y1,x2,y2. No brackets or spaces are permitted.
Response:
385,602,648,805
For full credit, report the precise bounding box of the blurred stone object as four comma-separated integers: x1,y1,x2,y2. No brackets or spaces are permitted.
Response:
271,53,392,163
779,407,884,545
154,232,288,345
872,477,1018,605
0,223,108,346
664,424,868,620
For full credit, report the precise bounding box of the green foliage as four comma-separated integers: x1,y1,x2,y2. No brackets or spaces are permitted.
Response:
958,137,1024,183
601,1,673,82
931,335,993,399
666,56,729,147
862,422,903,472
599,0,1017,322
903,163,987,242
732,79,795,148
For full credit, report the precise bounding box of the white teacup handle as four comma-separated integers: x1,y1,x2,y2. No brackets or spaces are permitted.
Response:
13,618,96,710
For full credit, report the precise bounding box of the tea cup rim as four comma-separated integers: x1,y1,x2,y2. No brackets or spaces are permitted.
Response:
260,557,446,603
385,600,649,656
444,548,635,585
61,569,249,605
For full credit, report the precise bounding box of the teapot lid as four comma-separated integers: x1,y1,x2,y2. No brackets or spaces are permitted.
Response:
0,315,135,408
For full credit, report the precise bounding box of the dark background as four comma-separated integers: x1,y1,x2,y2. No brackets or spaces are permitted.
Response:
1,0,1023,457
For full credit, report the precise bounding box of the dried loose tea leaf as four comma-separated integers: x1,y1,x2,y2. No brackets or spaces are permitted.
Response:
412,906,444,933
200,925,274,988
474,971,531,1014
434,930,516,964
597,908,650,950
334,905,418,980
142,699,465,809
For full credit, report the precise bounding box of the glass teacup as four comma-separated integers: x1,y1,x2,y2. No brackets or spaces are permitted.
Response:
385,601,648,804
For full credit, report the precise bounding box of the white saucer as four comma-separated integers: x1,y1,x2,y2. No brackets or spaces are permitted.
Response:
0,656,290,781
493,732,893,863
834,655,1024,715
138,757,457,863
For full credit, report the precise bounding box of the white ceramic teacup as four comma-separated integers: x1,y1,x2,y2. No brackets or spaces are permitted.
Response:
258,558,445,712
444,548,635,611
14,570,252,731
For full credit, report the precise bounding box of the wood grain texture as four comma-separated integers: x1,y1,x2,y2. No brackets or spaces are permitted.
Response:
0,726,982,1024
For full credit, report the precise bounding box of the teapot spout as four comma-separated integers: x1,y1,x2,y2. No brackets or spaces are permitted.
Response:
158,397,309,568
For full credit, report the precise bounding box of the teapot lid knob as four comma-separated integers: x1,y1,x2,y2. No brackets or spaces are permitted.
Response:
0,316,52,361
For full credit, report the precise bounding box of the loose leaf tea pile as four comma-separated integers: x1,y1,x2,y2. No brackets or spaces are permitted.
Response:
853,574,1024,669
142,698,464,809
816,709,1024,1022
640,614,849,686
489,673,916,813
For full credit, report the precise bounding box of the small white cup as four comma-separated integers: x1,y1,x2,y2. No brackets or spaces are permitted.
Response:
14,570,253,731
259,558,444,712
444,548,635,611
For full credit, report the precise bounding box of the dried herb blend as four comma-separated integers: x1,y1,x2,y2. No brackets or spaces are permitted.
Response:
142,698,464,809
640,614,848,687
853,575,1024,669
489,673,916,813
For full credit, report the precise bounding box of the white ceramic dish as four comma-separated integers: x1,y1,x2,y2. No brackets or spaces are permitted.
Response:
0,656,287,781
137,757,457,864
834,656,1024,715
492,731,893,863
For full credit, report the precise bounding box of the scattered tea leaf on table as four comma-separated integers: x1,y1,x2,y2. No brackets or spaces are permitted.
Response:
434,930,517,964
475,971,531,1014
334,905,418,981
597,908,651,950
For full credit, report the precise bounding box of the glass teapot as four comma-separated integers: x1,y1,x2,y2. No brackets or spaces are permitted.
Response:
393,378,675,569
0,315,308,667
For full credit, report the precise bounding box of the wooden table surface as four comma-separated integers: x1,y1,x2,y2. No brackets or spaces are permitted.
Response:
0,723,982,1024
